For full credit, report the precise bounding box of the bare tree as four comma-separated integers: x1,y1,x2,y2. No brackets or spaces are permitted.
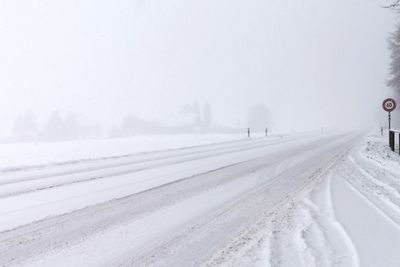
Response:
382,0,400,8
388,21,400,97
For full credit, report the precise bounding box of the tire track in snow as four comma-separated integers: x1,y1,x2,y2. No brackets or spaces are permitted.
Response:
341,157,400,226
0,133,360,266
207,171,360,267
0,136,317,198
332,163,400,267
0,135,346,266
266,172,359,267
0,137,272,174
136,137,354,267
0,137,284,185
198,134,361,267
350,156,400,199
353,155,400,198
305,173,360,267
0,136,346,231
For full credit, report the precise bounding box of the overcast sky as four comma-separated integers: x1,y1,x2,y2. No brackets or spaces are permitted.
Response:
0,0,397,136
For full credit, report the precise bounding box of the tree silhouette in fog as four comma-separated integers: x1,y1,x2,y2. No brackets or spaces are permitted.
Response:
44,111,66,140
203,103,212,131
12,110,38,137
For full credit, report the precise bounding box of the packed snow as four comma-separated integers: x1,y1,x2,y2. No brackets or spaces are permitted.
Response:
0,131,399,266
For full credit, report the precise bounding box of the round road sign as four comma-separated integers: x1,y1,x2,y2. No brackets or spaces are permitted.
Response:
383,98,397,112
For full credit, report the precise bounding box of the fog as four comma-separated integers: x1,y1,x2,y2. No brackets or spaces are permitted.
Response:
0,0,397,140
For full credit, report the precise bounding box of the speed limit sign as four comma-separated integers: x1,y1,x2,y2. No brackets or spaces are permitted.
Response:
383,98,397,131
383,98,397,112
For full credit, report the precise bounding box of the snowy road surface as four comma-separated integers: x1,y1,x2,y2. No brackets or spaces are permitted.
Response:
1,132,400,266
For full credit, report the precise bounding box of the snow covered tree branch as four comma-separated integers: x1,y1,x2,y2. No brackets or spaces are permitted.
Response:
387,20,400,97
382,0,400,8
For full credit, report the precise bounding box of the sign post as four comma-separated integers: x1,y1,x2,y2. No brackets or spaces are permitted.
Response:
383,98,397,130
383,98,397,149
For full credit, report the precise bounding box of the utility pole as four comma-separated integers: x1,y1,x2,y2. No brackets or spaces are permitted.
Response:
265,127,268,137
248,128,250,138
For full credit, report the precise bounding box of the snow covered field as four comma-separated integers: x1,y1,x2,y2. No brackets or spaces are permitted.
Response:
0,134,253,170
0,131,399,266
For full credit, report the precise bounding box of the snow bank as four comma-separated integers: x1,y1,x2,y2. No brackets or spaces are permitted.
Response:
360,133,400,174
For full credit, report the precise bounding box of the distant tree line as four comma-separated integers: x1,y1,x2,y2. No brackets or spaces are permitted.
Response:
7,102,273,142
11,110,101,142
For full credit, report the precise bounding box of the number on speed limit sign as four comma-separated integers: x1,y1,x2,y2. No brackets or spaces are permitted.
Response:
383,98,397,112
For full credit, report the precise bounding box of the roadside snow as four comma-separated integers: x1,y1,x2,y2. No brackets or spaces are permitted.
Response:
211,132,400,267
332,172,400,267
362,133,400,174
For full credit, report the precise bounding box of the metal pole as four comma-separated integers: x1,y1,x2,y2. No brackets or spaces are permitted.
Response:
389,112,391,131
388,112,392,148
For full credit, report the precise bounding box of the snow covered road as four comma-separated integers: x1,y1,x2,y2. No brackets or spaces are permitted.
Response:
1,132,399,266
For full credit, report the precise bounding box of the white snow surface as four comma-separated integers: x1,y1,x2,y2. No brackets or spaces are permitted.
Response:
1,131,400,266
0,134,252,170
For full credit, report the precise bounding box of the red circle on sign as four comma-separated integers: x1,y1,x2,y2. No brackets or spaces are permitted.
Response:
383,98,397,112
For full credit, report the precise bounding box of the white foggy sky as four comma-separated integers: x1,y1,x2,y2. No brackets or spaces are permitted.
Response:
0,0,397,136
